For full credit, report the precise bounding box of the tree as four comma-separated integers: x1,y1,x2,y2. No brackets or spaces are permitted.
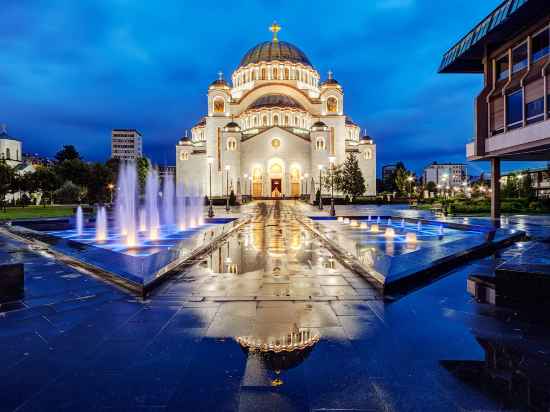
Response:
393,162,411,196
87,163,115,204
54,181,82,204
426,181,437,194
54,158,90,187
519,173,535,199
340,153,366,201
55,145,81,163
136,157,150,194
0,162,14,211
32,166,60,206
501,173,518,198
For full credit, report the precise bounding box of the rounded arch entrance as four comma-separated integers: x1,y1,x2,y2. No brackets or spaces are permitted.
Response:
268,158,285,197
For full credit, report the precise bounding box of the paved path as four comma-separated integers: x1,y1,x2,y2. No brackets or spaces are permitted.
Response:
0,201,549,411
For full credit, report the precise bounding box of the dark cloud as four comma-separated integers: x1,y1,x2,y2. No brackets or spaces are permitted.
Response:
0,0,546,174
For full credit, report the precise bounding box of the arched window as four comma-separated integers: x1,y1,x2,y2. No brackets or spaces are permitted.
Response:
262,115,268,126
180,151,189,161
213,97,225,113
363,149,372,160
227,137,237,151
6,148,10,160
251,71,256,81
326,97,338,113
284,115,289,126
284,68,289,80
273,67,278,80
273,115,279,126
254,116,258,127
316,137,325,151
261,68,266,80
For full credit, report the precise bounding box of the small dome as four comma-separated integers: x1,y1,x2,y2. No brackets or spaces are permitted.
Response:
247,94,304,111
311,121,328,131
223,121,241,132
345,116,357,127
239,41,313,69
193,117,206,128
210,79,229,88
321,71,340,87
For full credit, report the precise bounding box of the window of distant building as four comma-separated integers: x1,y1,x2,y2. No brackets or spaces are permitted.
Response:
532,28,550,62
512,42,528,73
6,148,10,160
506,89,523,129
496,55,509,81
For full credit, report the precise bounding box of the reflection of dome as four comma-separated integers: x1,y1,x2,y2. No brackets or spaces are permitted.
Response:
239,41,312,69
247,94,304,111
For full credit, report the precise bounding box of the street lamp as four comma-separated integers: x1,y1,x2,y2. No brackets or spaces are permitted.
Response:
249,176,253,198
406,176,414,197
206,157,214,217
225,165,231,212
107,183,114,204
243,173,248,203
318,165,324,210
329,156,336,216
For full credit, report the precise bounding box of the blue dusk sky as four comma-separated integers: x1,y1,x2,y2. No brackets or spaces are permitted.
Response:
1,0,546,176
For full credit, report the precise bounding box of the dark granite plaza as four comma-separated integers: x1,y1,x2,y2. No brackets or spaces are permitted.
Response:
1,201,550,411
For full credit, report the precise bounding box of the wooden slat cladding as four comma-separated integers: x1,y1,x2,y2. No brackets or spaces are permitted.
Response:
525,78,545,103
490,96,505,131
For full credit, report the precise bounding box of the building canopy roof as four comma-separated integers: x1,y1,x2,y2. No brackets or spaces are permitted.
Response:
439,0,550,74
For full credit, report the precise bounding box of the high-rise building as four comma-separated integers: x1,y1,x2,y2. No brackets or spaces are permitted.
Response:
423,162,468,188
111,129,142,161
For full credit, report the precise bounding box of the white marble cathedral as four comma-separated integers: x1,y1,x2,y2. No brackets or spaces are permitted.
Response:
176,24,376,198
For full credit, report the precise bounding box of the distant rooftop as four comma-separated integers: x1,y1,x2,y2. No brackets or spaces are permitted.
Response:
439,0,550,73
112,129,142,135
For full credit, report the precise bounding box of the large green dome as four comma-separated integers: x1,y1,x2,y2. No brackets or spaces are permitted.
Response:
238,41,313,69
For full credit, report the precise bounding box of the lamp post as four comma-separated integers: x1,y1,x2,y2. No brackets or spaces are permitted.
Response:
249,176,253,198
329,156,336,216
225,165,231,211
243,173,248,203
304,173,309,196
207,157,214,217
107,183,114,204
318,165,324,210
406,176,414,197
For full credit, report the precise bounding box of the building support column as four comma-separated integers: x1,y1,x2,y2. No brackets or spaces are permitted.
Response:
491,157,501,222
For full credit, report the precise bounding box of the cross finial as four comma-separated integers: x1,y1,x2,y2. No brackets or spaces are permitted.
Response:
269,21,281,42
328,70,333,80
218,71,223,80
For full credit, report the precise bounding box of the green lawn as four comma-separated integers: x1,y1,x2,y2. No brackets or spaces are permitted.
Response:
0,206,75,221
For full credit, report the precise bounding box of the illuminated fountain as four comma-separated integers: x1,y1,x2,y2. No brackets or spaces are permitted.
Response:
145,167,160,241
401,218,405,228
417,221,423,231
139,208,147,232
176,182,187,231
337,216,344,223
95,206,107,241
370,224,380,233
76,205,83,237
162,173,175,226
406,232,418,244
384,227,396,238
344,218,350,225
116,162,138,246
360,222,368,230
350,220,358,228
376,216,381,224
438,225,445,235
387,217,392,226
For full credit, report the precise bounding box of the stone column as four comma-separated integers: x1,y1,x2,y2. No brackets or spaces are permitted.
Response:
491,157,501,221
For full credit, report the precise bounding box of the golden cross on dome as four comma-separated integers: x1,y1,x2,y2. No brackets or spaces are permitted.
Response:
269,21,281,42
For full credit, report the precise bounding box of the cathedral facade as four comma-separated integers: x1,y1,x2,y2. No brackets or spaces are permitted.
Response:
176,25,376,198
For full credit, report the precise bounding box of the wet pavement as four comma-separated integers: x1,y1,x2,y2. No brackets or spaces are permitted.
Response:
1,201,550,411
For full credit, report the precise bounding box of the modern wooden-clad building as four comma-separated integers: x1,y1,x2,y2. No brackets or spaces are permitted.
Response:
439,0,550,218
